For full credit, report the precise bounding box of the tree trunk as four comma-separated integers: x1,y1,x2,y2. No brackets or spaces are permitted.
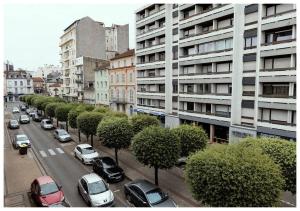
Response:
66,121,68,132
154,167,159,186
115,148,119,166
91,135,93,147
78,130,81,142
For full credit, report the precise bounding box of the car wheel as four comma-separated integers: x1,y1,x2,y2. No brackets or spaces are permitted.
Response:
87,201,92,207
77,185,81,194
126,193,132,203
74,152,77,158
81,158,85,164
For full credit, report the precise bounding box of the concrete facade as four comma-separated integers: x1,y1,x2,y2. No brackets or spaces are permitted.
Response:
95,61,110,106
60,16,129,102
135,4,296,142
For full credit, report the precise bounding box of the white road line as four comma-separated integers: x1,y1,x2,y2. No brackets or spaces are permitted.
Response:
113,189,120,193
39,150,47,157
280,200,295,207
48,149,56,156
56,148,65,154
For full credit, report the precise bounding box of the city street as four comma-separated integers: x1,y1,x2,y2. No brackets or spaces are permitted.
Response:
4,102,130,207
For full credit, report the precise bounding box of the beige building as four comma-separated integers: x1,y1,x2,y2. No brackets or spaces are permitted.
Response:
48,83,63,97
109,49,136,115
59,16,129,102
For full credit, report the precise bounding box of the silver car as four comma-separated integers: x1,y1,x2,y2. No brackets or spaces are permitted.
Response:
13,134,31,149
77,173,114,207
19,115,30,124
54,129,72,142
12,107,20,113
74,144,99,164
40,119,54,130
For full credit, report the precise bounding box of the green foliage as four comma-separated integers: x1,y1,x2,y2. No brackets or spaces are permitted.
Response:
55,104,73,122
77,112,104,137
172,124,208,157
97,117,133,150
93,106,110,113
45,102,64,119
25,95,35,106
132,126,180,169
84,104,95,111
131,114,160,134
104,111,128,119
68,107,85,129
238,136,296,194
185,144,284,207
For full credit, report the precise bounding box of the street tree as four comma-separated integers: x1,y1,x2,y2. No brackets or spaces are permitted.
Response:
132,126,180,185
238,136,296,194
93,106,110,113
131,114,160,134
68,106,85,142
185,144,284,207
171,124,208,157
55,104,74,131
97,117,133,165
77,112,104,146
45,102,64,122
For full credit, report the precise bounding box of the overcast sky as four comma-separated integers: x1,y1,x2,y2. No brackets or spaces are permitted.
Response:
4,4,144,71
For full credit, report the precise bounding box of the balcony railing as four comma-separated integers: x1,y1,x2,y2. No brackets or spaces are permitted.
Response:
259,119,296,126
262,9,296,20
137,58,165,65
137,90,165,93
179,70,231,76
259,94,295,99
179,48,233,59
137,104,165,109
137,42,165,50
137,74,165,78
179,4,225,21
261,38,296,47
75,79,83,84
242,91,255,96
179,91,231,96
179,109,231,118
136,6,165,21
179,25,233,40
260,67,295,72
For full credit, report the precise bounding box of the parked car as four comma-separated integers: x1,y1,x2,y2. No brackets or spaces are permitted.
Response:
53,129,72,142
77,173,114,207
48,201,70,207
8,119,19,129
74,144,99,164
124,179,177,207
12,107,20,113
20,105,27,111
13,134,31,149
30,176,64,207
29,110,36,117
93,157,124,183
32,113,42,122
40,119,54,130
26,109,31,115
19,115,30,124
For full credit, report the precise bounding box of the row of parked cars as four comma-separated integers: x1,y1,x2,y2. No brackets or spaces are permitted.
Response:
11,104,177,207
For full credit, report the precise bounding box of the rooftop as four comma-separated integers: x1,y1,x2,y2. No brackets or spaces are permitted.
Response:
32,77,44,82
111,49,135,60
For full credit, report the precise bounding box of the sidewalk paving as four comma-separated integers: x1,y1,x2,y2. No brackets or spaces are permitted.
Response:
65,126,201,207
4,112,44,207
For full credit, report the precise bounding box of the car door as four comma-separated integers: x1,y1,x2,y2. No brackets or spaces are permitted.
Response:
76,147,82,159
130,185,147,207
80,179,89,202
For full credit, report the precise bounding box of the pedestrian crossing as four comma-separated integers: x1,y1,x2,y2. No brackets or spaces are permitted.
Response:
39,148,65,158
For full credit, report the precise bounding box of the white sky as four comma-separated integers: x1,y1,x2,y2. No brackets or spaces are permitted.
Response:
3,4,144,71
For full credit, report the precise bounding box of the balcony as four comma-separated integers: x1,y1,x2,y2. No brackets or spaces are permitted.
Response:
258,119,296,126
179,25,233,40
137,90,165,93
179,70,231,76
111,97,129,104
137,104,165,109
261,39,296,47
259,94,295,99
242,91,255,96
179,109,231,118
260,67,295,72
137,42,165,50
75,69,83,75
75,79,83,84
262,9,296,20
179,4,225,21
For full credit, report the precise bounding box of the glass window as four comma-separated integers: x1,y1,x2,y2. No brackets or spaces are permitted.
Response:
40,182,59,195
88,181,108,195
216,40,225,51
225,38,233,49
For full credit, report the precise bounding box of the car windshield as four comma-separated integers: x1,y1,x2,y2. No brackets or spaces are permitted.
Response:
13,107,18,110
21,115,28,119
11,120,18,124
88,181,108,195
82,147,95,154
59,131,68,136
102,158,116,168
146,188,168,205
17,136,28,142
40,182,59,196
45,120,52,124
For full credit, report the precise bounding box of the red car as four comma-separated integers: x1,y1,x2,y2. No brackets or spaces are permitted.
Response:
30,176,64,207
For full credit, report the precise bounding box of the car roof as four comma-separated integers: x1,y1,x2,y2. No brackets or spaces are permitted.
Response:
130,179,157,193
42,119,51,121
16,134,28,138
10,119,18,122
56,129,67,133
99,157,115,165
82,173,103,183
77,144,92,148
36,176,55,185
20,115,28,117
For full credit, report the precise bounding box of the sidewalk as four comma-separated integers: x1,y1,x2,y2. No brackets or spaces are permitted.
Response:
66,126,201,207
4,112,45,207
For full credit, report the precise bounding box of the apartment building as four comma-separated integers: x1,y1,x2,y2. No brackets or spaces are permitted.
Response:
135,4,296,142
35,64,61,78
95,60,110,106
5,70,34,101
109,49,136,115
59,16,129,102
32,77,45,93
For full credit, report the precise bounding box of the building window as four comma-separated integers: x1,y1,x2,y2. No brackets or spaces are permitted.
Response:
245,36,257,48
14,81,17,86
129,73,133,82
265,27,293,43
111,75,114,83
262,83,289,97
97,93,99,100
130,90,134,102
186,102,194,111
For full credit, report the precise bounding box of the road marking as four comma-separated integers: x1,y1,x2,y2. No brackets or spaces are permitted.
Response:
48,149,56,156
56,148,64,154
113,189,120,193
39,150,47,157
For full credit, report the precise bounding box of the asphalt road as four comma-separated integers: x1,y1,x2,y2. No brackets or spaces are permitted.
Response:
6,102,130,207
